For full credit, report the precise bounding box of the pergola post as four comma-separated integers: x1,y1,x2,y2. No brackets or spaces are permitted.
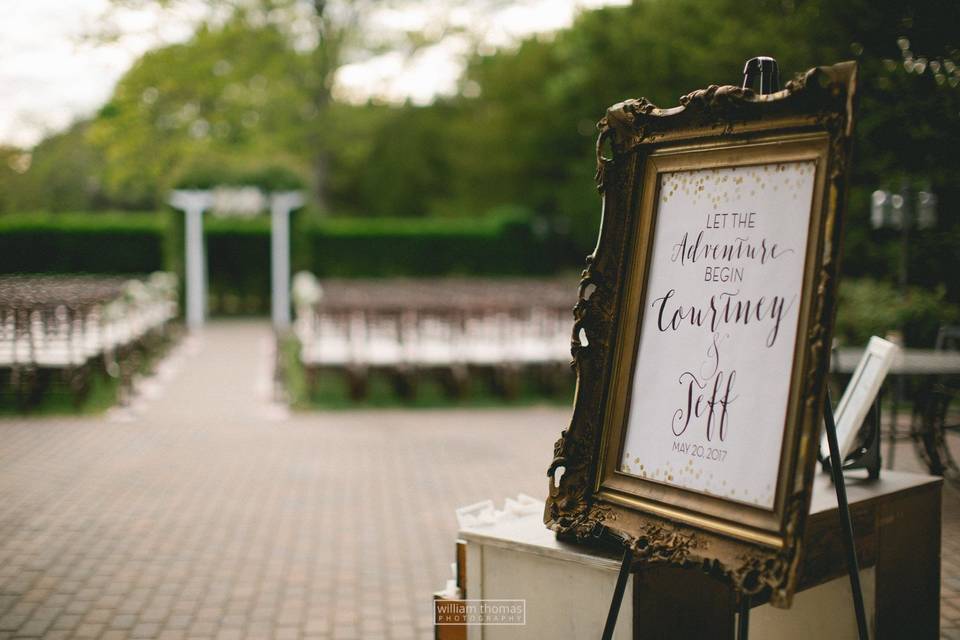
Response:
169,190,215,330
269,191,303,331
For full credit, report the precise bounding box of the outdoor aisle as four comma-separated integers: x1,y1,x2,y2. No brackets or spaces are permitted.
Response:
0,321,561,640
0,321,957,639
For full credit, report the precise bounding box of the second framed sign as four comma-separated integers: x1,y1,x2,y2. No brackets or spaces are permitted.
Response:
545,62,858,607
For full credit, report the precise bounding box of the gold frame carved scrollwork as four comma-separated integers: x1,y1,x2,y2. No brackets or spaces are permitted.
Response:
544,62,858,608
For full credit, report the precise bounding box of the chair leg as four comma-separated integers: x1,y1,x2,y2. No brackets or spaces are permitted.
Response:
346,367,368,401
68,364,93,408
392,368,417,402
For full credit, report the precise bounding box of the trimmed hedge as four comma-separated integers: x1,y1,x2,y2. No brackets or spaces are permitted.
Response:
303,213,559,277
0,213,169,275
0,210,575,315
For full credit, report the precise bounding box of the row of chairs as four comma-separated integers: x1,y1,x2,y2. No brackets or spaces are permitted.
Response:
296,309,572,369
0,273,178,408
292,273,576,399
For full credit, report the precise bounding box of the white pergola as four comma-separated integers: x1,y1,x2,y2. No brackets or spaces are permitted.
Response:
168,188,304,331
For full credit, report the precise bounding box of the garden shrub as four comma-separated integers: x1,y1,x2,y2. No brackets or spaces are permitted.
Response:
835,277,959,348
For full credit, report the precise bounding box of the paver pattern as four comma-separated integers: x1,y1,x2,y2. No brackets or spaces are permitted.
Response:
896,438,960,640
0,321,956,639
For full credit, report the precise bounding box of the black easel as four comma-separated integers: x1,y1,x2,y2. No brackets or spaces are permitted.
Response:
737,594,751,639
823,390,871,640
600,57,869,640
600,546,633,640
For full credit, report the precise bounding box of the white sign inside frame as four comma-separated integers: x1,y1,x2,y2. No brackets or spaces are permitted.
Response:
619,161,817,510
820,336,898,463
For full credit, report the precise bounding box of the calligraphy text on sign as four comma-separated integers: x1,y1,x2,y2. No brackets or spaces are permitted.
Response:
621,162,816,508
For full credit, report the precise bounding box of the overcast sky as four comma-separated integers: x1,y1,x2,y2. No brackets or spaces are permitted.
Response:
0,0,628,149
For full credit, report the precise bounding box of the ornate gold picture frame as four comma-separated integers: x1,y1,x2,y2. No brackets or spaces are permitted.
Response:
545,62,858,607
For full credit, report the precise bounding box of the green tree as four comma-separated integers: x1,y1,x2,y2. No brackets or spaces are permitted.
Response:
827,0,960,300
89,16,309,208
443,0,837,246
441,0,960,297
93,0,382,209
0,122,108,213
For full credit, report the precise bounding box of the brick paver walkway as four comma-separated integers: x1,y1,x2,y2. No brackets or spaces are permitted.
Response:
0,320,956,639
893,438,960,639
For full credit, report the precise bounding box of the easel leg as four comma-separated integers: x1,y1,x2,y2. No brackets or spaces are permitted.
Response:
601,546,633,640
887,376,902,470
736,594,750,640
824,389,871,640
868,391,882,479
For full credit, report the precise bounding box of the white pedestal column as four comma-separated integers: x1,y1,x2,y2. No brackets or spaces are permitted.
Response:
169,190,215,330
269,191,303,332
